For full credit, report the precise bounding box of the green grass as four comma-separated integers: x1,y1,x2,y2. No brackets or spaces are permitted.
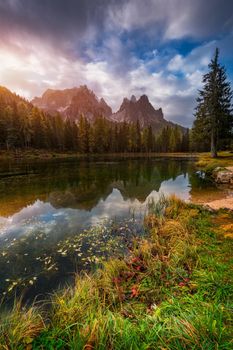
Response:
0,196,232,349
196,151,233,172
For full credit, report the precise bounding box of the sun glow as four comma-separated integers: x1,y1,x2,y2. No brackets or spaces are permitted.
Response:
0,48,21,70
0,43,57,98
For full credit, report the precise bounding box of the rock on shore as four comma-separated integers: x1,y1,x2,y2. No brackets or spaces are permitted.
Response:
204,166,233,210
212,167,233,184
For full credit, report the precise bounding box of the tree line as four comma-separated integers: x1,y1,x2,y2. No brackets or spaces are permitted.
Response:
0,93,189,153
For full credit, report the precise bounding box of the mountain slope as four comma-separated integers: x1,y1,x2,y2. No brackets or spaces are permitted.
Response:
110,95,163,124
110,94,185,132
32,86,112,122
0,86,32,109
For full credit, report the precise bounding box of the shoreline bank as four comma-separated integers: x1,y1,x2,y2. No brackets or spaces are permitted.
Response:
195,153,233,210
0,149,198,161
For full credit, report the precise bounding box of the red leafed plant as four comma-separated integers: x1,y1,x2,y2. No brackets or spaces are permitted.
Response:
131,285,139,298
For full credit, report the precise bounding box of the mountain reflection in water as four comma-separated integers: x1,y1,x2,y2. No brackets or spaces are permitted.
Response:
0,158,215,303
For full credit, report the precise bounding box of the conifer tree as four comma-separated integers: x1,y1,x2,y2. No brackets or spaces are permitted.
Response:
192,48,233,157
136,120,141,152
78,115,90,153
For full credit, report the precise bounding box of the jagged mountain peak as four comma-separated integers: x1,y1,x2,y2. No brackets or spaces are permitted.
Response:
30,85,186,133
109,93,186,133
130,95,137,103
138,94,149,103
110,93,164,128
31,86,112,121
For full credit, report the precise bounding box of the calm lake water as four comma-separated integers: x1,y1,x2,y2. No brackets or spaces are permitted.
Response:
0,157,221,303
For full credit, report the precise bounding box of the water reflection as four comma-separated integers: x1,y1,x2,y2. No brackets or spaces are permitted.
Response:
0,158,191,215
0,158,217,303
1,176,189,240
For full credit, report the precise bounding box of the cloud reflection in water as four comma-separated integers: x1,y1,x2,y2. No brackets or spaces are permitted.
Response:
0,174,190,241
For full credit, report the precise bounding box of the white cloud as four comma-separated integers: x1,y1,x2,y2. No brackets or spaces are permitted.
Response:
106,0,233,40
167,54,184,71
168,41,216,73
0,38,205,127
1,30,232,128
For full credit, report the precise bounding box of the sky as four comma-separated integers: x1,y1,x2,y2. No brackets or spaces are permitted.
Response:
0,0,233,127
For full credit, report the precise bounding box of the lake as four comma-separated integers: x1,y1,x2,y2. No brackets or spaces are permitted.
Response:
0,157,222,304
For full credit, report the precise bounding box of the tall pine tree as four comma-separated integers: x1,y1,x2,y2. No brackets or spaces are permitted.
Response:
192,48,233,157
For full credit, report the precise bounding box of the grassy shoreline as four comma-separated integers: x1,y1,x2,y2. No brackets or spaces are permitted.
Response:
0,149,198,161
1,196,232,349
196,152,233,171
0,149,232,164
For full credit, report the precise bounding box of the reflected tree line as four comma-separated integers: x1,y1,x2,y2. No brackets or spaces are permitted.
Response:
0,159,193,211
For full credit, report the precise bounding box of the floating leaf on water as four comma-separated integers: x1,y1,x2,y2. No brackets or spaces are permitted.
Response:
47,263,57,271
8,281,18,292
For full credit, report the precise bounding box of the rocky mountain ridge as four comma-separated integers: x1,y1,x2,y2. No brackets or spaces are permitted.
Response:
32,86,112,122
32,86,186,132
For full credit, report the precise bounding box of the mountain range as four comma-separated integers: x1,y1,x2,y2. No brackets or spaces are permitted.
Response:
32,86,186,132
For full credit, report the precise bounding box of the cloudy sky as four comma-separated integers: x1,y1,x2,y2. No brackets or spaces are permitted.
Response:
0,0,233,126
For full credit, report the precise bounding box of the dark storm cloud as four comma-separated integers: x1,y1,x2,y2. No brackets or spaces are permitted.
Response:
182,0,233,38
0,0,124,55
108,0,233,40
1,0,233,51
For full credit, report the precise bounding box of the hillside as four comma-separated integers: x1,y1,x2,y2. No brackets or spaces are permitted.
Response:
0,86,32,109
